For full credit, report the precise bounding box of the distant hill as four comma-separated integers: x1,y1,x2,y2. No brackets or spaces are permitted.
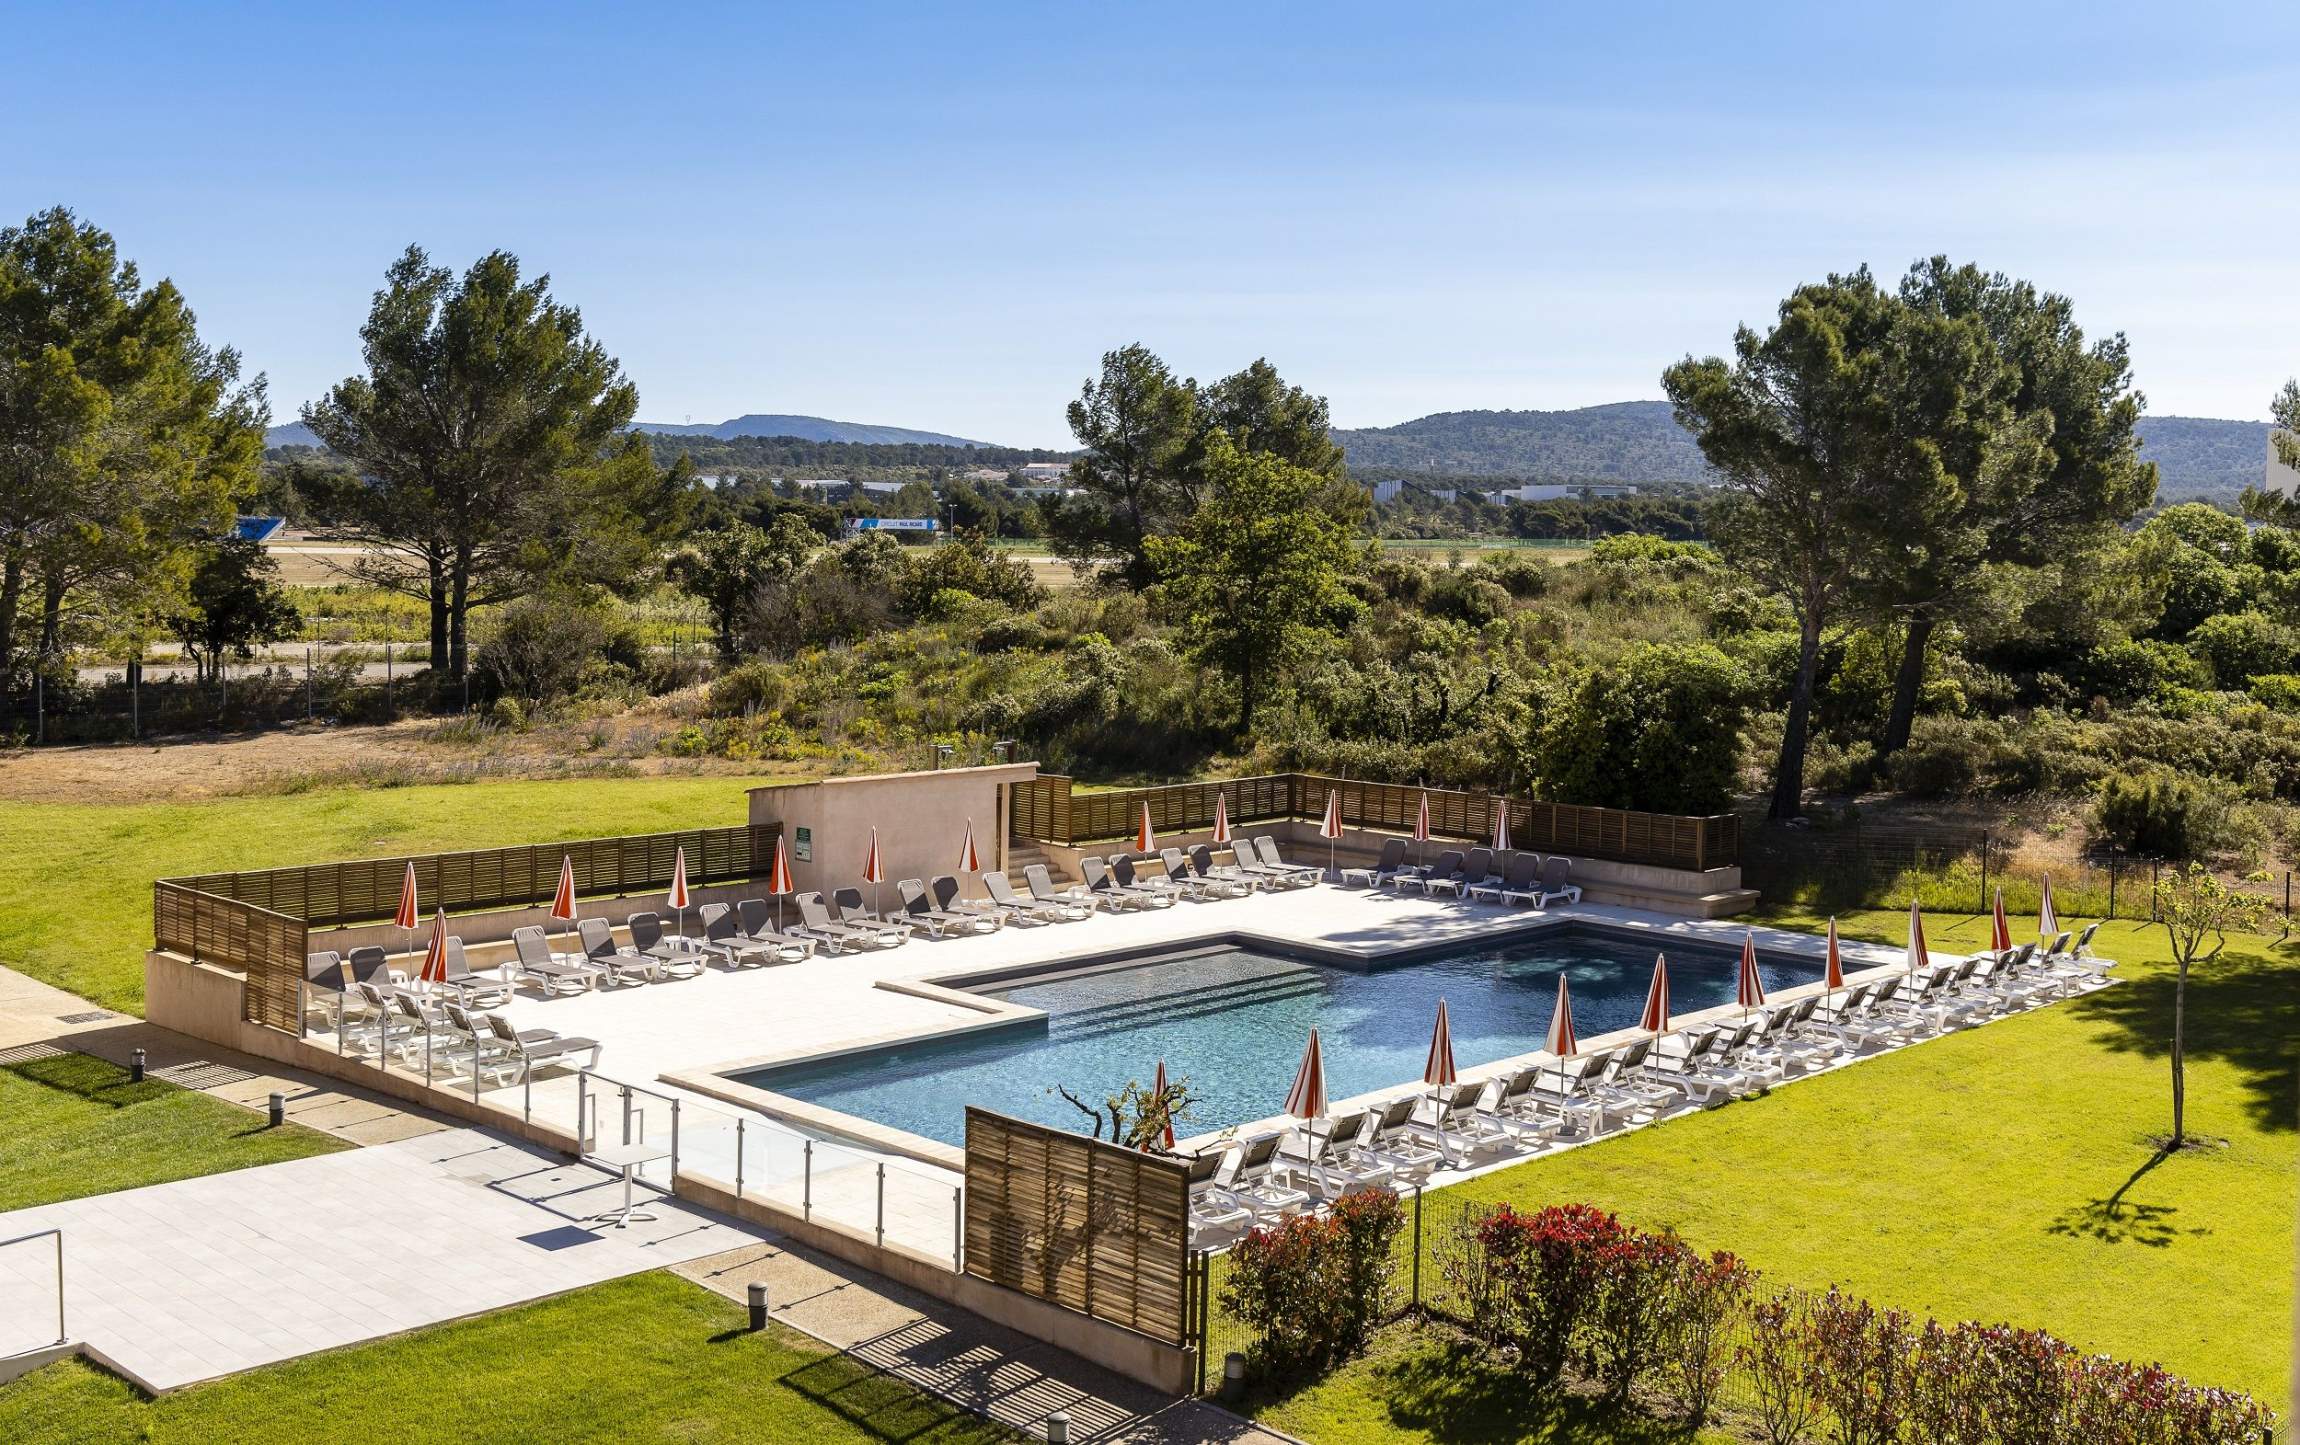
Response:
1333,401,2272,500
631,414,994,447
263,421,321,448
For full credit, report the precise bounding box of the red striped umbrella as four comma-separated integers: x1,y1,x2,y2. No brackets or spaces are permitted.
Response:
863,826,885,912
957,818,982,875
768,833,795,930
417,908,451,987
1991,886,2011,955
1905,899,1929,978
1318,789,1344,880
668,845,692,938
549,854,578,956
2038,875,2058,938
1151,1059,1175,1150
1490,801,1511,854
1210,792,1232,846
1413,790,1431,868
1640,955,1672,1036
1736,931,1766,1015
394,861,419,931
1825,916,1845,993
1282,1029,1327,1120
1545,975,1578,1058
1423,1000,1457,1089
1135,802,1156,856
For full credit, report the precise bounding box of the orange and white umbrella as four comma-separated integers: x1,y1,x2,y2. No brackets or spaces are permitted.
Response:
2038,876,2058,938
417,908,451,987
1905,899,1929,978
549,854,578,955
1640,955,1672,1036
1490,802,1512,854
1413,790,1431,867
1151,1058,1175,1151
394,861,420,931
1210,792,1232,846
668,845,692,937
863,826,886,912
1990,886,2011,955
1135,802,1156,856
767,832,795,929
957,818,982,875
1423,1000,1457,1090
1736,932,1766,1015
1545,975,1578,1058
1318,789,1344,880
1825,916,1845,993
1282,1028,1328,1120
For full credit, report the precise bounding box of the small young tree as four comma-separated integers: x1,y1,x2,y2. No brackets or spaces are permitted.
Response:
2155,865,2269,1147
169,536,300,682
1052,1072,1197,1152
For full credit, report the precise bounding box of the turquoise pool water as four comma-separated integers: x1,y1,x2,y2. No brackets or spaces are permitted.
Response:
748,925,1821,1147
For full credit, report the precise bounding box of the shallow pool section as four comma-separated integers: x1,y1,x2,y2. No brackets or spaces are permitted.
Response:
745,925,1822,1148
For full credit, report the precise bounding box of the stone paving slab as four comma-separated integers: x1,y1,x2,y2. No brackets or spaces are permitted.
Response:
0,1128,768,1392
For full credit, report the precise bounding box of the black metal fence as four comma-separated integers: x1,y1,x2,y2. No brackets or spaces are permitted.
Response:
2,668,408,743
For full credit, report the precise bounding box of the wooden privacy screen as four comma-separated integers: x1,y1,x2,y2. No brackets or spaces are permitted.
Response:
1009,772,1738,872
964,1108,1191,1346
154,881,309,1032
163,822,781,930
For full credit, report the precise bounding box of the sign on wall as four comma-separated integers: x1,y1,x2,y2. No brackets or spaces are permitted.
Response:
794,825,813,861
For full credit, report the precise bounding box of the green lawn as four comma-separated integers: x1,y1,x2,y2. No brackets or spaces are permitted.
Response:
0,774,772,1014
0,1051,343,1211
1423,913,2294,1408
0,1269,1017,1444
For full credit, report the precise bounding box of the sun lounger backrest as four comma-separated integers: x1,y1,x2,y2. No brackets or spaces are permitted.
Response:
1184,1149,1224,1185
984,873,1020,905
1376,837,1406,869
699,903,735,942
1541,855,1572,889
1428,850,1463,878
1376,1096,1415,1131
1509,854,1541,887
735,899,772,938
796,893,834,928
1160,848,1190,878
347,946,391,983
1190,844,1222,875
1253,837,1290,869
1210,1146,1244,1189
484,1013,521,1044
898,879,932,915
306,950,344,985
628,912,664,950
831,887,868,918
509,927,551,969
578,917,616,958
1237,1132,1283,1171
930,875,963,910
1076,858,1112,892
1463,848,1492,881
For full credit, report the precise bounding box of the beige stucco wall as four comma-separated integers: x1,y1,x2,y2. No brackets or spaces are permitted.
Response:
747,763,1037,901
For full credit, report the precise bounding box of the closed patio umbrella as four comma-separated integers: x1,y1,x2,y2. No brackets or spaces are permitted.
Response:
417,908,451,989
1135,802,1156,857
1423,999,1457,1095
1413,790,1431,870
1210,791,1232,848
1991,886,2011,956
767,832,794,932
1151,1058,1175,1151
1545,975,1578,1059
549,854,578,959
1318,789,1344,879
1736,932,1766,1019
668,846,692,939
1825,917,1845,995
2038,875,2058,939
1282,1028,1327,1121
1905,899,1929,979
1640,955,1672,1039
1490,800,1511,856
863,826,885,915
394,861,419,966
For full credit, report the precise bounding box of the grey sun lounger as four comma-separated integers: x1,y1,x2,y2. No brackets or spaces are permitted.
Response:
577,916,662,985
831,888,912,945
1251,836,1322,883
624,910,711,976
431,935,515,1008
731,899,814,964
896,877,998,937
982,870,1080,923
1536,856,1582,906
930,874,1008,923
1187,844,1258,895
509,925,605,995
1338,837,1409,888
1163,847,1248,899
1411,850,1467,896
790,892,896,953
483,1012,601,1079
1107,855,1185,906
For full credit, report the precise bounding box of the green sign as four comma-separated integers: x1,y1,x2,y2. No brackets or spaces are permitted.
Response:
794,825,812,862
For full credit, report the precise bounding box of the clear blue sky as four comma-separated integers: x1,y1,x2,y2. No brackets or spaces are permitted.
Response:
8,1,2295,447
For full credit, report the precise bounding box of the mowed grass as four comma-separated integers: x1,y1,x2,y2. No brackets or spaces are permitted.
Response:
0,1052,343,1211
0,1269,1018,1445
0,774,772,1015
1425,913,2295,1408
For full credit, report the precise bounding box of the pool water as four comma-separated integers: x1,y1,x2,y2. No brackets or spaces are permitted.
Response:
748,926,1822,1148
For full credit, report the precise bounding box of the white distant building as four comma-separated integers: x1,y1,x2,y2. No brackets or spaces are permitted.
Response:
1018,461,1071,484
2268,430,2300,500
1488,483,1638,503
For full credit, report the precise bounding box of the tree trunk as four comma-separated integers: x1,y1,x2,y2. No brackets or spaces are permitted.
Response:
447,550,471,681
1239,650,1256,732
2170,958,2187,1145
1771,612,1823,820
427,555,449,684
1881,613,1936,757
0,550,22,720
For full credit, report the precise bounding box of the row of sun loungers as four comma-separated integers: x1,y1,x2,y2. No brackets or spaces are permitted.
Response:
1185,927,2115,1240
1339,840,1582,907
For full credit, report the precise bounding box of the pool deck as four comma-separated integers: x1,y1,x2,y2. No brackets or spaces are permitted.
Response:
493,883,1915,1180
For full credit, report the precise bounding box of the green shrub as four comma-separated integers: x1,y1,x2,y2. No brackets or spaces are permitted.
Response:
473,595,611,706
709,660,785,716
2247,673,2300,712
1541,643,1750,814
1886,715,2003,797
2093,770,2232,860
2185,609,2294,688
2078,638,2207,703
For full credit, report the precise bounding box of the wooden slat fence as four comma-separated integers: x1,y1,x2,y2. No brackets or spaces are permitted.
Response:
153,881,310,1032
163,822,781,930
964,1108,1191,1346
1010,772,1737,871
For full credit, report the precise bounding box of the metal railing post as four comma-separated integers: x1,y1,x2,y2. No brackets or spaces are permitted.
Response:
1411,1185,1423,1309
620,1084,634,1146
735,1118,746,1200
423,1016,434,1084
803,1140,813,1219
876,1163,886,1246
669,1098,681,1186
952,1187,963,1270
54,1230,63,1345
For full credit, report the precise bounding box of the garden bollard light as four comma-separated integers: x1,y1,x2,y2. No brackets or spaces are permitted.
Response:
1044,1411,1069,1445
268,1092,285,1127
747,1282,768,1332
1222,1351,1246,1403
130,1048,145,1083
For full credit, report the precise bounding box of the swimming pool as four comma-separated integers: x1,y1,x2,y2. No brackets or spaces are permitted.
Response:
744,925,1824,1148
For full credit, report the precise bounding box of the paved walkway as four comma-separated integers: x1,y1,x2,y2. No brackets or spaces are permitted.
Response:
676,1241,1291,1444
0,1128,766,1389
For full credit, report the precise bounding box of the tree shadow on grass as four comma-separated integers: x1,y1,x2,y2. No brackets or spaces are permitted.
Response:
4,1053,165,1111
1316,1331,1705,1445
2068,945,2299,1135
778,1349,1009,1444
2044,1145,2208,1249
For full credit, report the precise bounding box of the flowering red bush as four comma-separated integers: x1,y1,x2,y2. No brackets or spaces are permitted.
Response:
1586,1226,1688,1399
1801,1287,1914,1445
1665,1248,1751,1425
1473,1202,1624,1386
1218,1187,1403,1377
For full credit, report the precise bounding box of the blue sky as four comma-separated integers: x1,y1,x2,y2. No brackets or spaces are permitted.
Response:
8,1,2296,446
